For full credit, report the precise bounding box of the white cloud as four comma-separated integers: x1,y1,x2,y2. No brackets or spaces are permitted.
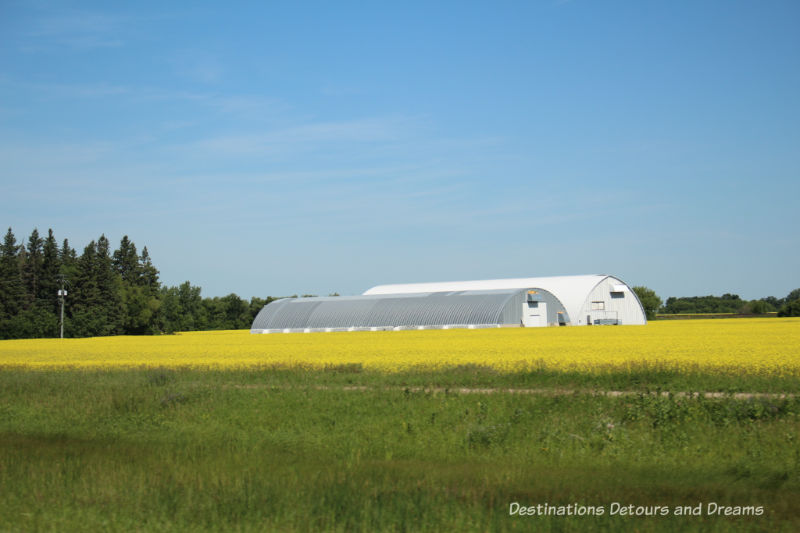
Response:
184,115,424,156
0,77,286,121
21,11,127,50
167,49,227,84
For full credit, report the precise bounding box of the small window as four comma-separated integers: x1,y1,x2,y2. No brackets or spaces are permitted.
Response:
591,301,605,311
610,291,624,299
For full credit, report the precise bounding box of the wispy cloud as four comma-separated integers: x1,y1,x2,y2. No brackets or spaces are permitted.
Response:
184,116,424,156
170,51,225,84
11,80,132,98
21,11,127,51
0,77,285,119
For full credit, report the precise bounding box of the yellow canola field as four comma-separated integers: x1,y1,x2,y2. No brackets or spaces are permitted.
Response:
0,318,799,375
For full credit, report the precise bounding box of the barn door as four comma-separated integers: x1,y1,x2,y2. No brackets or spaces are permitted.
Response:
522,301,547,327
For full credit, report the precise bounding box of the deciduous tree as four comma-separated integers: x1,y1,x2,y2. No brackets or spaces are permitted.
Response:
632,286,662,320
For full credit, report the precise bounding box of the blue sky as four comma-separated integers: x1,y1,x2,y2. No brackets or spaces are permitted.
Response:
1,1,798,301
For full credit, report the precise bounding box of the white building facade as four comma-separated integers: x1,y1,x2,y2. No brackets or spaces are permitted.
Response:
250,274,646,333
363,274,647,326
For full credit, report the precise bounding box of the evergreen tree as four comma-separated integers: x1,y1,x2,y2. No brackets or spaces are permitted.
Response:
136,246,162,334
57,238,78,332
0,229,26,337
96,235,124,334
70,237,123,337
2,227,271,337
139,247,160,293
70,241,101,337
22,228,44,306
0,228,61,338
40,229,61,314
113,235,140,284
60,238,77,267
114,236,157,334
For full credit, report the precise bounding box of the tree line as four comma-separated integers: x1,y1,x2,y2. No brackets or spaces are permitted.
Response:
633,287,800,320
0,228,278,339
2,227,798,338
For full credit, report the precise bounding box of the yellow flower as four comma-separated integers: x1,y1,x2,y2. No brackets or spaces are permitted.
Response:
1,318,798,375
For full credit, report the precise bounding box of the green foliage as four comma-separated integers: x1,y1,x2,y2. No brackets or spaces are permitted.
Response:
139,246,160,293
112,235,140,284
784,288,800,304
663,293,746,314
158,281,206,333
69,236,125,337
0,368,798,531
776,288,800,317
203,294,252,330
40,230,61,314
22,229,44,307
2,226,794,339
0,229,25,328
631,286,662,320
1,303,58,338
0,228,276,338
778,296,800,317
120,284,160,335
741,299,774,315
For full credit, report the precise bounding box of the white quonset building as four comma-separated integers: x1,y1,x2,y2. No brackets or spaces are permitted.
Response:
250,274,646,334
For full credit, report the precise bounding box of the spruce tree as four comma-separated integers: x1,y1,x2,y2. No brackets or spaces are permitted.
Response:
72,239,124,337
96,235,124,335
23,228,44,306
113,235,140,284
0,229,26,337
60,238,77,267
59,238,78,287
71,241,100,337
115,237,159,335
140,247,160,293
40,229,61,314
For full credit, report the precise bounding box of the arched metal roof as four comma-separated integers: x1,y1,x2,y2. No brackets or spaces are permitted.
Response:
363,274,642,326
251,289,551,333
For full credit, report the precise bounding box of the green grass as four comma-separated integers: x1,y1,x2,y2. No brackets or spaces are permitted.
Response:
655,312,779,320
1,368,799,532
164,363,800,393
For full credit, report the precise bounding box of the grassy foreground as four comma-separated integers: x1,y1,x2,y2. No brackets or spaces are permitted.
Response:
1,367,799,532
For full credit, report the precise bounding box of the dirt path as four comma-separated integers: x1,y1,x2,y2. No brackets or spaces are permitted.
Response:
229,384,795,399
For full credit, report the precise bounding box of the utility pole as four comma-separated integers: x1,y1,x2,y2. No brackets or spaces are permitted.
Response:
57,277,68,339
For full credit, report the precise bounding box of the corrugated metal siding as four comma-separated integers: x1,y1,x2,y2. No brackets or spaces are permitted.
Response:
364,275,645,327
363,275,606,324
250,288,570,332
348,292,511,327
251,298,323,330
306,298,379,328
250,299,292,330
